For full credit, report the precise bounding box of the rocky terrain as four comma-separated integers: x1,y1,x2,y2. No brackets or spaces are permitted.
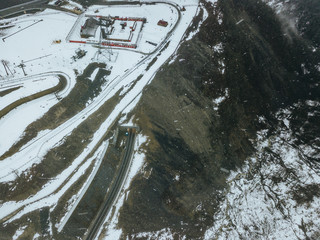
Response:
116,0,320,239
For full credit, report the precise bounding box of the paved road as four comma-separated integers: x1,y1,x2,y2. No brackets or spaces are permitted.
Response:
0,0,79,18
0,0,48,17
84,128,136,240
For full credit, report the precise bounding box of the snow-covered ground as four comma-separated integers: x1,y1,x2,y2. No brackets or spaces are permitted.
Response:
0,76,59,111
205,105,320,240
0,0,199,238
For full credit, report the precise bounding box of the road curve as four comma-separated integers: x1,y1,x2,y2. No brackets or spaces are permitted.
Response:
0,73,68,119
84,128,136,240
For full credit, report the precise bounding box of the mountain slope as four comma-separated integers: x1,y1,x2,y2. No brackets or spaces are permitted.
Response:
116,0,320,239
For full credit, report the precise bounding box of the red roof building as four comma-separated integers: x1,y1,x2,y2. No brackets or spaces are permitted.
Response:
157,20,168,27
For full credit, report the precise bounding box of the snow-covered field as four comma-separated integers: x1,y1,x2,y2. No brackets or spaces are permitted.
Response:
0,0,199,238
0,76,59,111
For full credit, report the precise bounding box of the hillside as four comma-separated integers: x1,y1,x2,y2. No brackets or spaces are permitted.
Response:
0,0,319,239
116,0,320,239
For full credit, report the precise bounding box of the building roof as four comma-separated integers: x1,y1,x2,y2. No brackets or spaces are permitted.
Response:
81,17,99,38
157,20,168,27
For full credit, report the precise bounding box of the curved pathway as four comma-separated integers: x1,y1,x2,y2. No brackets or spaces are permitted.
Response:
0,71,71,119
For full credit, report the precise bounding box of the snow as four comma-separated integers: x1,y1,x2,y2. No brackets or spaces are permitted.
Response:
89,67,100,81
306,100,320,107
205,106,320,240
0,93,59,156
0,10,80,157
0,76,59,110
301,63,310,74
0,18,145,183
0,0,199,236
262,0,299,37
184,3,207,41
49,0,84,11
12,225,27,240
218,59,225,74
136,228,176,240
0,71,73,156
32,233,40,240
263,0,287,14
205,0,223,26
0,10,76,67
213,96,225,105
212,42,223,53
168,54,178,65
217,12,223,25
212,88,228,110
1,142,101,223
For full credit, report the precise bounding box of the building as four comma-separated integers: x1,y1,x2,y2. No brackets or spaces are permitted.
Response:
157,20,168,27
80,17,99,38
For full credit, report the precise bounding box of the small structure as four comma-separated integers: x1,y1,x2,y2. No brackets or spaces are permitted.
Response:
130,21,137,31
146,40,157,46
120,22,127,30
80,17,99,38
99,17,114,28
157,20,168,27
52,39,61,44
73,7,82,14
